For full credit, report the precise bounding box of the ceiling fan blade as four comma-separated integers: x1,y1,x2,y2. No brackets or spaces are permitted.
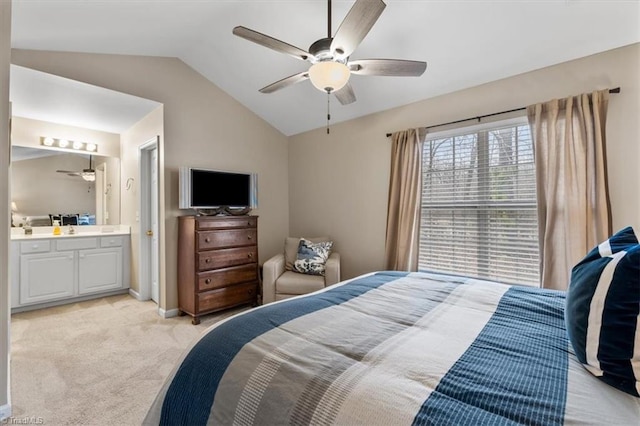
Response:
56,170,81,176
349,59,427,76
259,71,310,94
330,0,386,59
334,82,356,105
233,26,314,61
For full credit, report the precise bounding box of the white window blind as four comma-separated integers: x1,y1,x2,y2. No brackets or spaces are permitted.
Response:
419,119,540,286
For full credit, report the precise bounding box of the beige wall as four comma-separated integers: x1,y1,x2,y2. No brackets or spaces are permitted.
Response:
120,105,164,296
11,116,120,157
289,43,640,280
11,50,291,312
1,1,10,418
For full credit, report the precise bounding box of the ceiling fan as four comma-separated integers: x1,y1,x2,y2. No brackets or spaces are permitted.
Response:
56,155,96,182
232,0,427,105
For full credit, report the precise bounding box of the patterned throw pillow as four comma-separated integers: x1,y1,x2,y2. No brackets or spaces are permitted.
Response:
293,238,333,276
565,226,640,397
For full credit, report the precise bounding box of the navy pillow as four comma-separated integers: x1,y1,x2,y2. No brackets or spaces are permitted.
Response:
566,226,640,397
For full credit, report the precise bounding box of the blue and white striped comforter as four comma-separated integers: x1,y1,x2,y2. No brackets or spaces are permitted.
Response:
144,271,640,425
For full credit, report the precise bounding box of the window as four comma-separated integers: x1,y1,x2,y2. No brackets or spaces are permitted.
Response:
419,118,539,286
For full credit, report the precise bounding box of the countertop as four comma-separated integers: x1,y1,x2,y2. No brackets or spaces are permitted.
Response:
11,225,131,240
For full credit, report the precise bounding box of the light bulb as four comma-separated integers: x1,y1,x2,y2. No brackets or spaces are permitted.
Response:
58,139,69,148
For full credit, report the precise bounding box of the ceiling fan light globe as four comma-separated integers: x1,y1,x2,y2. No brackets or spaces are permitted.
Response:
308,61,350,93
81,171,96,182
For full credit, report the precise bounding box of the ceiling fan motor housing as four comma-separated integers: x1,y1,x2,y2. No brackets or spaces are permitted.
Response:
309,38,346,63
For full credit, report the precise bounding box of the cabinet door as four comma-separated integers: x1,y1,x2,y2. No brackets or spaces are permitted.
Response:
78,248,122,295
20,252,75,305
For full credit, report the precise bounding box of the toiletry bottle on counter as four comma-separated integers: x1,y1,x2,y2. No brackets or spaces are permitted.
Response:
53,220,61,235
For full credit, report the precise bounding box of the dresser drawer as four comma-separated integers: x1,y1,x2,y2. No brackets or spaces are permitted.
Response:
198,282,257,312
198,229,256,250
197,246,257,271
197,216,257,230
197,264,257,292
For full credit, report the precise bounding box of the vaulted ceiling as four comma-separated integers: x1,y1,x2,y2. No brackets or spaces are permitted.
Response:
10,0,640,136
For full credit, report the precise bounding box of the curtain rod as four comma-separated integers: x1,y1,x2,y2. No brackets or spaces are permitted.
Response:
385,87,621,138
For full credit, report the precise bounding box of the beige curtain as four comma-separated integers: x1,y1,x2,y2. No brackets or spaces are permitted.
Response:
384,128,425,271
527,89,611,290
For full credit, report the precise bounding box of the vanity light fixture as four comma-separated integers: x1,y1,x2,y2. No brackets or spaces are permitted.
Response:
40,137,98,154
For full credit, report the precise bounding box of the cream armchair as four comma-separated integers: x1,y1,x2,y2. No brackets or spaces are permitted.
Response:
262,237,341,304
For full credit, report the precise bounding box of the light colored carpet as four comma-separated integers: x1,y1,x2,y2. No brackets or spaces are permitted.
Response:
10,294,249,425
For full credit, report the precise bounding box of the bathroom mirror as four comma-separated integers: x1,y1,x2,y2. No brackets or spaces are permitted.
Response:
11,146,121,226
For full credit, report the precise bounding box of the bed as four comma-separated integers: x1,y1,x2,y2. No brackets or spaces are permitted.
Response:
144,271,640,425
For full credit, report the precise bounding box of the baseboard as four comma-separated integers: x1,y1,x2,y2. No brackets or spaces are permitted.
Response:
158,308,179,318
0,403,11,421
11,289,129,313
128,288,143,301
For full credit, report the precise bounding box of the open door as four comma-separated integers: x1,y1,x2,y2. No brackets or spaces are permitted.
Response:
139,137,159,304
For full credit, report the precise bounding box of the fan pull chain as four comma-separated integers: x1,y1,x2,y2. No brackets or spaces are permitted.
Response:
326,92,331,134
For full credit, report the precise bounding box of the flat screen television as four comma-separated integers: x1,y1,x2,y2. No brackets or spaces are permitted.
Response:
179,167,257,210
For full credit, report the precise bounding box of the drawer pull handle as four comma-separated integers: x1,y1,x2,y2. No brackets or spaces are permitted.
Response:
205,258,211,263
248,253,253,259
247,221,252,226
247,289,254,294
32,245,38,249
247,235,252,240
205,238,210,243
205,278,211,284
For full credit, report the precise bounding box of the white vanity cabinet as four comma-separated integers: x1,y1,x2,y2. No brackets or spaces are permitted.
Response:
78,242,123,295
11,233,130,311
20,251,75,305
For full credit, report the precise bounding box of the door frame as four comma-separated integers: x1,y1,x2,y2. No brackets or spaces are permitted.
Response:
138,136,159,302
95,162,106,224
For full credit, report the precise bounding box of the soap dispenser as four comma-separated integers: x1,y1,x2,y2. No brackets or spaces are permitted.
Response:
53,220,61,236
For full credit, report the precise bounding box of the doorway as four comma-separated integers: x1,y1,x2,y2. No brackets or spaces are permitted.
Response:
139,137,160,304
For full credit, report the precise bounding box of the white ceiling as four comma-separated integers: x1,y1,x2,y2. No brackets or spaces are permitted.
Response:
10,0,640,136
10,65,161,134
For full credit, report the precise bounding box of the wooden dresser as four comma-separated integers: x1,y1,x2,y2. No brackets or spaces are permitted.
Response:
177,215,258,324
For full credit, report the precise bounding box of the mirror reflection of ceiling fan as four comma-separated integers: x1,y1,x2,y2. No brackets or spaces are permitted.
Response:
56,155,96,182
232,0,427,105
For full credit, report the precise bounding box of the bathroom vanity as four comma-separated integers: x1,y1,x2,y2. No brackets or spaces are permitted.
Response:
10,226,131,312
